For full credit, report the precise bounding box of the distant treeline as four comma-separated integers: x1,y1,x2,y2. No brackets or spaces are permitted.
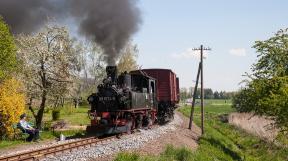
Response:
180,87,235,100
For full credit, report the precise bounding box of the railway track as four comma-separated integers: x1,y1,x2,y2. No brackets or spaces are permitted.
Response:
0,136,117,161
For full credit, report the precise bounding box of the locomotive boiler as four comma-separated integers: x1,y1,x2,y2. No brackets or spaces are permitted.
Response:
87,66,179,135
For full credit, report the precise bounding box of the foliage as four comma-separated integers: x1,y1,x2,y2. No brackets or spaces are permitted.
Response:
0,17,17,80
0,78,25,139
52,109,60,121
180,87,235,101
233,28,288,131
252,28,288,78
233,76,288,131
117,42,139,73
16,24,80,128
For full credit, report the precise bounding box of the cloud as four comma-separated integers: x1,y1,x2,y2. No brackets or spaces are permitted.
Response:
229,48,246,57
171,48,208,59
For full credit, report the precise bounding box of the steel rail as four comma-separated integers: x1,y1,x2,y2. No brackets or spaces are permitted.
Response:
0,136,116,161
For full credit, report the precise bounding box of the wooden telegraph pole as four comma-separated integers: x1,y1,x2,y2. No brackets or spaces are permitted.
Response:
189,45,211,135
188,62,201,129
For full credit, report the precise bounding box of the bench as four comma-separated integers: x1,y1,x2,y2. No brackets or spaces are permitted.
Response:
12,123,29,140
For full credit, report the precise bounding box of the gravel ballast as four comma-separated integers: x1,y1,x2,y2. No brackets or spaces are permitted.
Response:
42,114,183,161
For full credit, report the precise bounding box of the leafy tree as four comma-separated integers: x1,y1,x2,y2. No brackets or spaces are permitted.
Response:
0,78,25,138
16,24,79,128
117,42,139,73
213,91,220,99
233,28,288,131
0,17,17,80
204,88,214,99
252,28,288,78
180,87,191,101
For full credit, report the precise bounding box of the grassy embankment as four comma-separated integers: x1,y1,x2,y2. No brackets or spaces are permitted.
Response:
114,99,288,161
0,105,90,149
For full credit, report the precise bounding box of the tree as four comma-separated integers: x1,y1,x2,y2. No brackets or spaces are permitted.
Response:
88,44,106,85
16,24,79,128
252,28,288,78
233,28,288,132
204,88,214,99
0,17,17,80
180,87,190,101
117,42,139,73
213,91,220,99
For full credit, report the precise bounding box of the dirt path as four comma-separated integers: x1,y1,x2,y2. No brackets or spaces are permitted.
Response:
135,111,201,156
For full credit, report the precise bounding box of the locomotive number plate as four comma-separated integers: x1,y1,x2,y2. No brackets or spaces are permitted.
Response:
99,97,116,101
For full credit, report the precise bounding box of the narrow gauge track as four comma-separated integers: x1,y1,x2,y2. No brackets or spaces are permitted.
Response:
0,136,117,161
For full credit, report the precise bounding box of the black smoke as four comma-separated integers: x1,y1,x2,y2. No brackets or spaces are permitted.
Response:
0,0,141,65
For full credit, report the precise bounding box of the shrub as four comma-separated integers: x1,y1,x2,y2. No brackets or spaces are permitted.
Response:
52,109,60,121
232,76,288,131
0,78,25,139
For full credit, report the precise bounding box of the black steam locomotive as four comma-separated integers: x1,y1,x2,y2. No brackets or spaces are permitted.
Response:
87,66,179,135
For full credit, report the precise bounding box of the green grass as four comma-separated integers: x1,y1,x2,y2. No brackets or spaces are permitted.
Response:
0,105,89,149
114,145,194,161
114,99,288,161
178,103,288,161
41,105,90,126
0,140,25,149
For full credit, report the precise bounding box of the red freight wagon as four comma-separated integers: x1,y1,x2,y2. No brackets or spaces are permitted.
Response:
141,69,180,106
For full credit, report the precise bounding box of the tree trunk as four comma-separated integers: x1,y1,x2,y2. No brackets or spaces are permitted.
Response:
61,97,65,107
36,89,47,129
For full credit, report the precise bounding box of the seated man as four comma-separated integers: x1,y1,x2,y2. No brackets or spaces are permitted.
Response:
18,113,39,142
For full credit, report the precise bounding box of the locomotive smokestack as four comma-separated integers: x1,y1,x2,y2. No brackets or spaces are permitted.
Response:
106,66,118,83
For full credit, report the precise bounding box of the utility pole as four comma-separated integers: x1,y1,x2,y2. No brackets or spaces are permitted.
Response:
188,62,201,129
192,45,211,135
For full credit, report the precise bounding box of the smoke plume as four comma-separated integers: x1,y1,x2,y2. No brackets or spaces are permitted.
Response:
0,0,142,65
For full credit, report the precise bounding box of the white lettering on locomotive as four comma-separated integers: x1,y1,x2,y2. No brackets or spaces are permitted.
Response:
99,97,116,101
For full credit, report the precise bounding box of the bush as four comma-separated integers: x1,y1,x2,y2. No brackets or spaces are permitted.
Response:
0,78,25,139
52,109,60,121
232,76,288,131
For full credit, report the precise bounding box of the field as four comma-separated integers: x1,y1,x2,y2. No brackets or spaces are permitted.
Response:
114,99,288,161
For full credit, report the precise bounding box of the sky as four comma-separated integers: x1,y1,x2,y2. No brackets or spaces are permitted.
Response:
132,0,288,91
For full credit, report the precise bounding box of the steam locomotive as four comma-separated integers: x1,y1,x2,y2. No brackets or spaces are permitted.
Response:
87,66,179,135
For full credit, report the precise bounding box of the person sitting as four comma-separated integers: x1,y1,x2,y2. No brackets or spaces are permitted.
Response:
18,113,39,142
